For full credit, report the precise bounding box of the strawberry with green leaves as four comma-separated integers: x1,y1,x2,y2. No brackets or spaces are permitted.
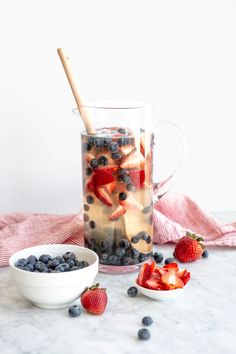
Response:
174,232,204,263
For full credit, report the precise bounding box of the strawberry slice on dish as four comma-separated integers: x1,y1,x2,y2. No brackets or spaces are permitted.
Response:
108,205,127,221
164,262,179,271
119,192,143,211
94,187,113,207
120,149,145,169
137,261,156,287
129,170,145,188
145,277,163,290
91,170,115,187
178,268,191,285
161,270,184,289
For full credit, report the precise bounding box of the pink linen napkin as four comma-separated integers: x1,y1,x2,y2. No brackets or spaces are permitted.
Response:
0,191,235,266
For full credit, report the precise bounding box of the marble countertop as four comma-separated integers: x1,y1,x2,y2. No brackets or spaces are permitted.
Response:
0,213,236,354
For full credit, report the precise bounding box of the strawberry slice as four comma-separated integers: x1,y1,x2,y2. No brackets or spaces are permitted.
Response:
144,152,152,184
95,165,118,174
108,205,127,221
164,263,179,271
106,180,116,193
120,149,145,169
137,261,156,287
120,145,134,156
154,267,169,276
179,270,191,285
119,192,143,211
129,170,145,188
86,180,94,192
161,270,184,289
145,277,163,290
92,171,115,187
94,187,113,207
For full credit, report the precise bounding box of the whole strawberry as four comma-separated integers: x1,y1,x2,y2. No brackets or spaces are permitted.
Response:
81,283,108,315
174,232,204,263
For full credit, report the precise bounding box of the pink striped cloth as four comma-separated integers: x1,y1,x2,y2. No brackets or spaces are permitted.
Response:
0,191,235,266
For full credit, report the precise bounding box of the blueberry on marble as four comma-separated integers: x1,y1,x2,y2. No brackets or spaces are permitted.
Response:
202,250,209,258
127,286,138,297
142,316,153,326
39,254,52,263
15,258,28,268
164,257,175,265
153,252,164,263
138,328,151,340
68,305,82,317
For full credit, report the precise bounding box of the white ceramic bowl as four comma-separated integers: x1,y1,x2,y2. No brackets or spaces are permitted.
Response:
9,244,98,309
135,281,187,301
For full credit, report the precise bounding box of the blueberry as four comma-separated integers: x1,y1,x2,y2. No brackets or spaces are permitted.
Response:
202,250,209,258
164,257,175,265
89,220,96,229
139,232,148,241
146,236,152,244
40,266,49,273
142,316,153,326
98,156,108,165
102,137,112,146
39,254,52,263
130,249,140,259
119,175,131,184
108,254,119,265
131,236,139,244
153,252,164,263
46,260,54,268
138,328,151,340
111,152,122,160
86,167,93,176
94,138,104,149
80,261,89,268
27,263,35,271
88,136,95,146
83,213,89,222
83,143,92,152
27,255,38,265
66,259,75,267
90,158,99,169
119,192,127,201
122,256,132,265
22,266,31,272
53,256,64,264
68,305,82,317
63,252,76,261
35,261,46,270
127,286,138,297
15,258,28,268
118,169,129,176
100,253,109,261
119,239,130,249
60,263,70,272
126,183,135,192
83,204,90,211
108,142,119,153
70,266,80,271
55,265,65,272
118,137,130,146
143,205,152,214
115,247,126,258
86,195,94,204
139,254,146,263
117,128,126,134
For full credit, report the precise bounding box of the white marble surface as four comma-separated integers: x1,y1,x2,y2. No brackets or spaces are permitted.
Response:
1,214,236,354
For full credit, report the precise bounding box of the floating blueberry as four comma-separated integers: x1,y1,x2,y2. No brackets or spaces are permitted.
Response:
117,128,126,134
127,286,138,297
111,152,122,160
83,213,89,222
86,167,93,176
89,220,96,229
146,236,152,244
83,143,92,152
138,328,151,340
119,192,127,201
202,250,209,258
39,254,52,263
88,136,95,146
139,232,149,241
27,255,37,265
86,195,94,204
68,305,82,317
90,158,99,169
126,183,135,192
93,138,103,149
83,204,90,211
142,316,153,326
118,137,130,146
98,155,108,165
118,168,129,176
119,239,130,249
153,252,164,263
108,142,119,153
164,257,175,265
15,258,28,268
131,236,139,244
119,175,131,184
102,137,112,146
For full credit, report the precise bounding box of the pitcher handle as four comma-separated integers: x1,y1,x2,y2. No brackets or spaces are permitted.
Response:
153,121,188,203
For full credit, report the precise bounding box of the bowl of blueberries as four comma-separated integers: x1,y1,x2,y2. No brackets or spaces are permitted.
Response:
9,244,98,309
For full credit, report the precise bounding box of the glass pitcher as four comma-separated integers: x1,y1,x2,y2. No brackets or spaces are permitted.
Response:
76,100,187,274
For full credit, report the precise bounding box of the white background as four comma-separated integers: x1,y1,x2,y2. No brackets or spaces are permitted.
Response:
0,0,236,214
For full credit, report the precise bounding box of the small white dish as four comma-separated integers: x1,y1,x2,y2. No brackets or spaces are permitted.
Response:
135,281,186,301
9,244,98,309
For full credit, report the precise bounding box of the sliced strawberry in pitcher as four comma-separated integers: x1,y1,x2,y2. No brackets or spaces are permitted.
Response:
94,187,113,207
120,149,145,169
108,205,127,221
129,170,145,188
86,180,94,192
161,270,184,289
92,170,115,187
120,145,133,156
95,165,118,175
106,180,116,193
119,192,143,211
144,152,152,185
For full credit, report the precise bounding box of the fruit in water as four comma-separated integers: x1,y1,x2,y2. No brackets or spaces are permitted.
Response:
108,205,127,221
129,170,145,188
174,232,204,263
81,284,108,315
119,192,143,211
91,170,115,187
120,149,145,169
94,187,113,207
